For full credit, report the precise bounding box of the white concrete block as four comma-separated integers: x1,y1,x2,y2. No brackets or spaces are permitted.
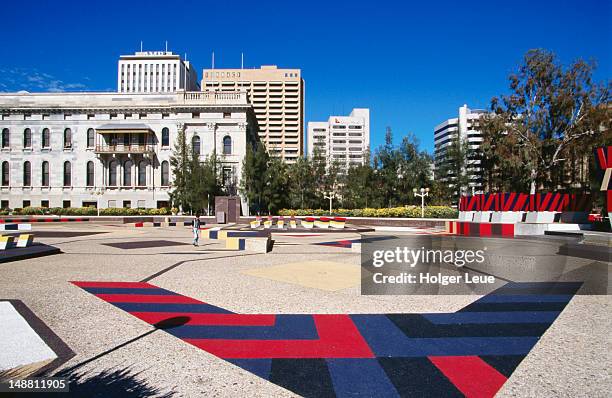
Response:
0,302,57,378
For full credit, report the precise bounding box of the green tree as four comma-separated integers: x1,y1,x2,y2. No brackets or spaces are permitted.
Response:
481,49,611,193
240,142,269,215
434,133,472,204
168,125,190,212
287,156,317,209
264,156,289,214
341,157,377,208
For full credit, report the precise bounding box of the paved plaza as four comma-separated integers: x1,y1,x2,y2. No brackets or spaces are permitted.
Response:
0,223,610,397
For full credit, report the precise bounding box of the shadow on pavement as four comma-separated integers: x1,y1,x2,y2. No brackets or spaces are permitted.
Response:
24,367,176,397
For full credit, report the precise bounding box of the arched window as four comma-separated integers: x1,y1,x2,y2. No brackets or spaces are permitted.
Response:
23,128,32,148
86,161,94,187
161,161,169,186
42,128,50,148
108,160,117,186
87,128,95,148
161,127,170,147
123,160,132,186
1,128,9,148
63,161,71,186
23,161,31,186
1,161,9,186
63,128,72,148
42,161,49,187
223,135,232,155
192,135,200,155
138,161,147,186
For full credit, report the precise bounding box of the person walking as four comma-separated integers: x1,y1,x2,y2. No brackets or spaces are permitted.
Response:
192,212,201,246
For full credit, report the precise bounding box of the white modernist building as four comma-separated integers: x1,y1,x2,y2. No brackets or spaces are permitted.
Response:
0,90,257,211
118,51,200,93
433,104,486,194
307,108,370,169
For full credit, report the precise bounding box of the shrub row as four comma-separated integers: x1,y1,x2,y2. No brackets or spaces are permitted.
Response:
9,207,172,216
278,206,458,219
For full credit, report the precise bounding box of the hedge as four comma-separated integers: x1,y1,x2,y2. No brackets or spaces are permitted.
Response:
9,207,171,216
278,206,458,219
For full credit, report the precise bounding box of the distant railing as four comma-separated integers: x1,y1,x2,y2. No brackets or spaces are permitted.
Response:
183,91,247,105
94,144,155,154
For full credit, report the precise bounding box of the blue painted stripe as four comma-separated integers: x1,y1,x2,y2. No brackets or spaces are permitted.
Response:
112,302,234,314
167,315,318,340
82,287,179,295
351,314,538,356
327,358,400,398
501,282,582,289
227,359,272,380
477,294,573,303
423,311,560,324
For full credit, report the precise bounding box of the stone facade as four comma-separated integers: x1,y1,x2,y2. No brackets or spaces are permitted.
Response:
0,91,257,211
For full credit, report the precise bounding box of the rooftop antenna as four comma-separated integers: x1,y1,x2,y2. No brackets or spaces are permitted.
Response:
241,52,244,69
140,41,143,52
165,40,168,52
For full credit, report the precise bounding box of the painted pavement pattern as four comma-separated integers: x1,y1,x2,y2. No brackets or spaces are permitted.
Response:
71,280,581,398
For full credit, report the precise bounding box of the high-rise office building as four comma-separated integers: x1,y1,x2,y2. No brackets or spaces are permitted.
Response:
433,104,486,193
307,108,370,170
202,65,304,163
118,51,200,93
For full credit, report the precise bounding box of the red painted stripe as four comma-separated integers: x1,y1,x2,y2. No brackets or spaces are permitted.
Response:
130,312,276,326
184,314,375,359
70,281,156,289
429,356,507,398
501,223,514,237
96,294,202,304
548,193,561,212
596,147,607,170
479,223,491,237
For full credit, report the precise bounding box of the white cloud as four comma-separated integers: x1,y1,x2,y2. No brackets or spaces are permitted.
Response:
0,67,89,92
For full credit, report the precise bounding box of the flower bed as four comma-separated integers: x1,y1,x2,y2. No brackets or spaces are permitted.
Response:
9,207,171,216
278,206,457,219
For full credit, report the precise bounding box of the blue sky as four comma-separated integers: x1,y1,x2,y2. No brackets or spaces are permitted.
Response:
1,0,610,153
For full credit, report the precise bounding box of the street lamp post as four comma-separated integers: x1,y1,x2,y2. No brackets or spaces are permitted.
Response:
413,187,430,218
323,191,335,215
92,188,105,216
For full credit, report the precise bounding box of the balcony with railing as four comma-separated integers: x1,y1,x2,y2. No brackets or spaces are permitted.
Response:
94,143,155,154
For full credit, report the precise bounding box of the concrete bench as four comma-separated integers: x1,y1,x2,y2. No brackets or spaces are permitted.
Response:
314,217,330,229
301,218,315,229
16,234,34,248
0,234,35,249
225,236,272,253
0,223,32,231
330,217,346,229
0,236,15,250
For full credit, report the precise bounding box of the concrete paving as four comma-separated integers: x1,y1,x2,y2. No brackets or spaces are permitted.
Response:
0,222,609,397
